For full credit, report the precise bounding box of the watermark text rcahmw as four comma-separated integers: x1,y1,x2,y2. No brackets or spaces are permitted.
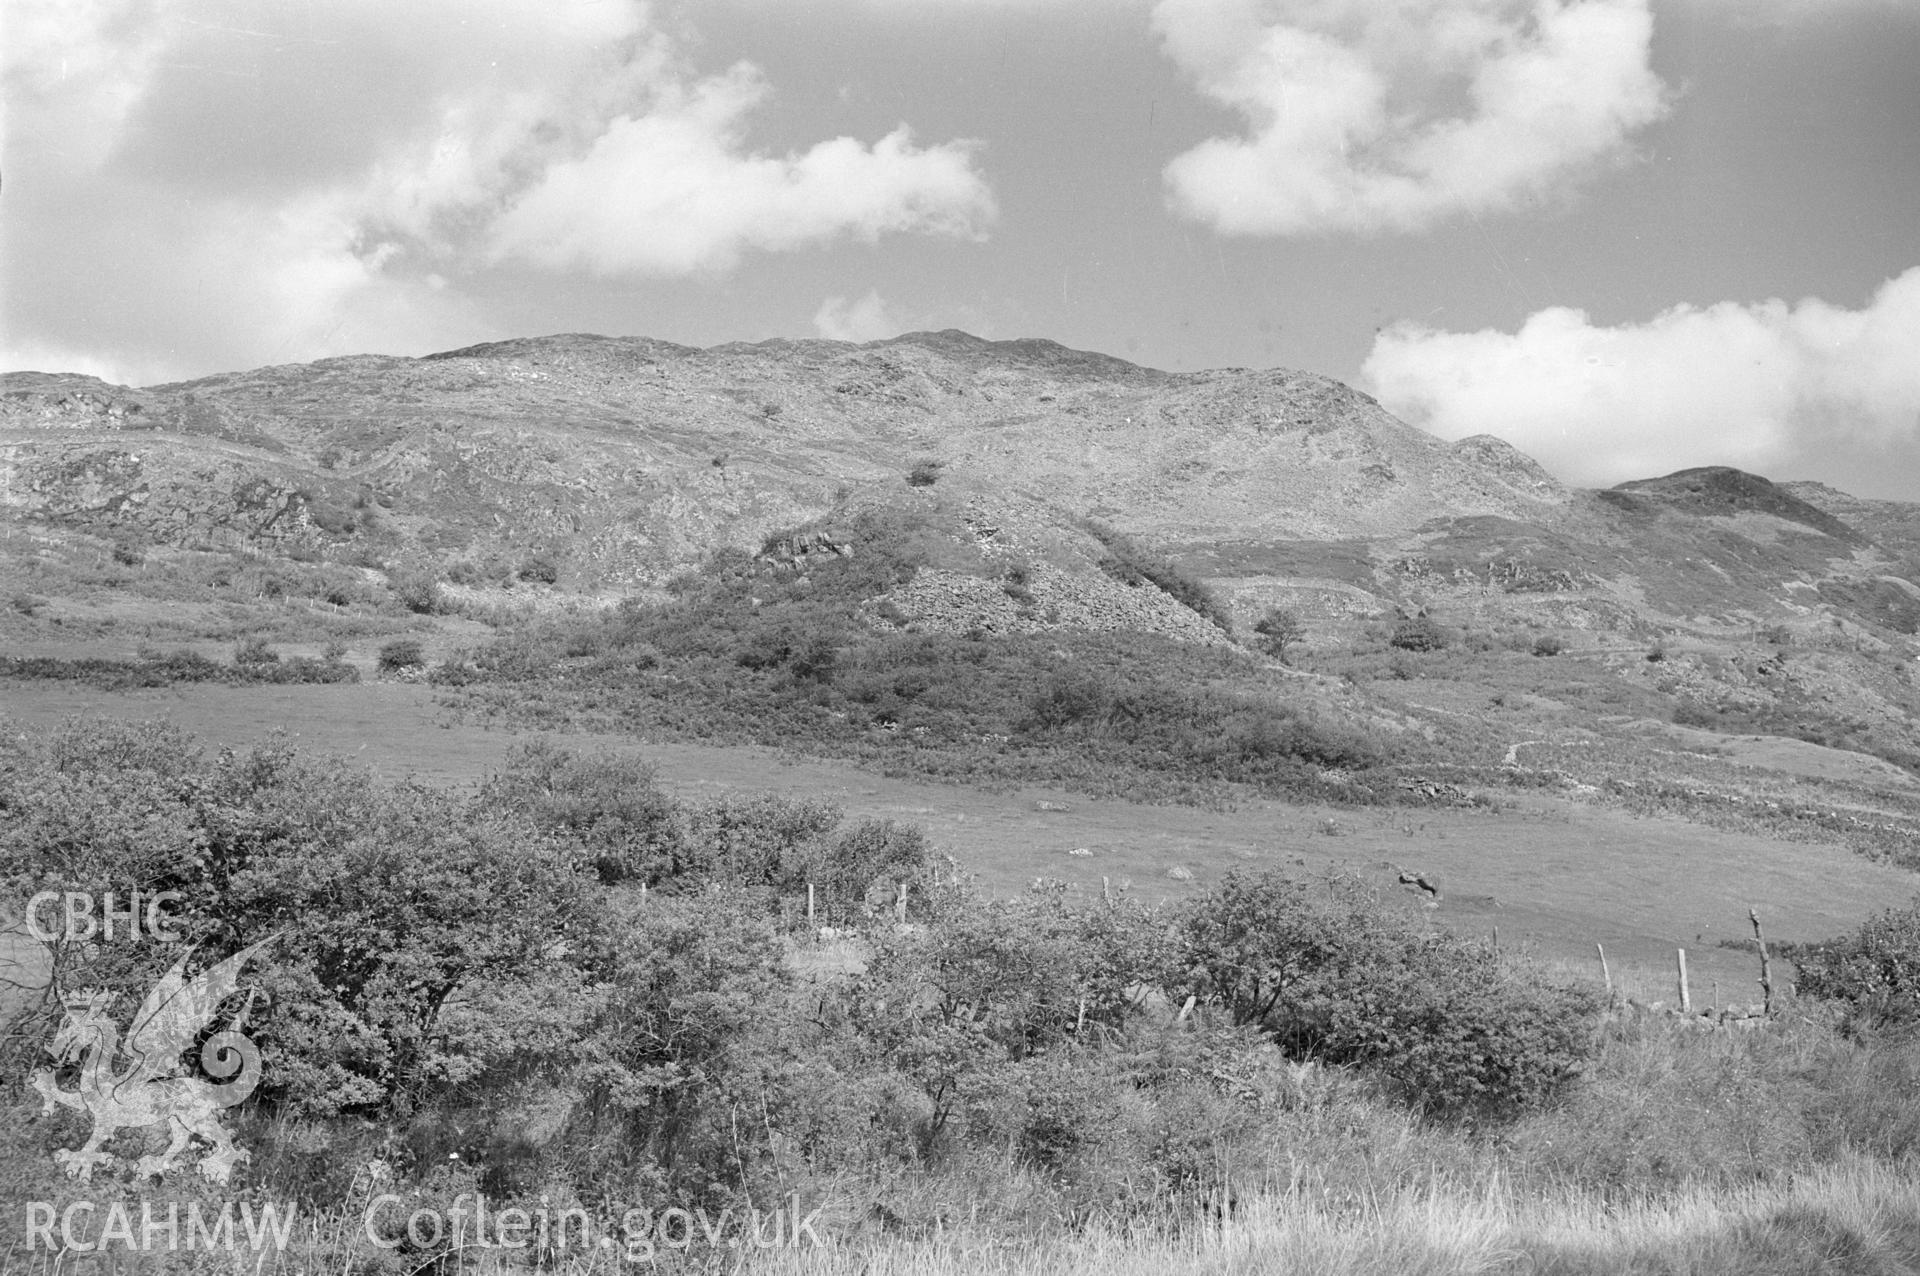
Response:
23,1200,297,1255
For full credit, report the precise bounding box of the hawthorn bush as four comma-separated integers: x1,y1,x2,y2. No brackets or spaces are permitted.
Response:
474,739,683,885
1174,870,1601,1116
848,880,1173,1158
1789,896,1920,1033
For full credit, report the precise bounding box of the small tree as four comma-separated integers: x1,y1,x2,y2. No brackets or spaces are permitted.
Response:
1253,607,1306,663
388,569,441,615
1389,613,1447,652
377,639,426,672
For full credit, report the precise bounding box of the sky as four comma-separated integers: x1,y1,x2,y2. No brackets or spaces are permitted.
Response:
3,0,1918,495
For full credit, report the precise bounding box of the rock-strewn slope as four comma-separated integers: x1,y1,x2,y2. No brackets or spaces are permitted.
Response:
3,329,1917,662
1,332,1571,591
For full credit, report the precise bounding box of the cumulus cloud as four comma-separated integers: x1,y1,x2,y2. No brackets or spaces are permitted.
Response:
488,65,995,275
813,290,905,342
1152,0,1669,235
1361,267,1920,487
0,0,995,380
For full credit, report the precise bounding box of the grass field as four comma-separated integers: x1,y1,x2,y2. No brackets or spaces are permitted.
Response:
4,677,1912,1006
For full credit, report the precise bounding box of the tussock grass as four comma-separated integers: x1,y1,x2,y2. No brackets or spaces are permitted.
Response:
5,1163,1912,1275
735,1162,1920,1275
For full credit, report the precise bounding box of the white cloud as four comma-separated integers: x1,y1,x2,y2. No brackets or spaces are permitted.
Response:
486,64,995,275
1361,267,1920,486
1,0,171,170
813,290,904,342
0,0,995,379
1152,0,1669,235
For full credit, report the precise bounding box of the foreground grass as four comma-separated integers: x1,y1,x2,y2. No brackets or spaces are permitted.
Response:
738,1163,1920,1276
8,1162,1909,1274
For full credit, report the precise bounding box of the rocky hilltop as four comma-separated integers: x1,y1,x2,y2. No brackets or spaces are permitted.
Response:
2,332,1568,594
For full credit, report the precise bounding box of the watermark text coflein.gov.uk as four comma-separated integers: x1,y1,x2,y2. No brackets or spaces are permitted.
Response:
364,1192,828,1262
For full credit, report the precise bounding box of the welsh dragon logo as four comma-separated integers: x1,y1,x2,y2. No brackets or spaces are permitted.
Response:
31,935,279,1184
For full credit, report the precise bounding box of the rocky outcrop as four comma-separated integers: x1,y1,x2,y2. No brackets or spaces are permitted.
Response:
876,563,1232,646
759,530,856,571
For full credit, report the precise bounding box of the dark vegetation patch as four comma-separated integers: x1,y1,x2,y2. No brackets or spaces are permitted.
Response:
1816,577,1920,635
443,510,1404,804
1603,776,1920,870
376,638,427,672
0,649,359,690
1389,613,1449,652
1781,896,1920,1034
1669,693,1920,778
1170,538,1379,588
1080,519,1234,632
515,551,562,584
1609,467,1862,542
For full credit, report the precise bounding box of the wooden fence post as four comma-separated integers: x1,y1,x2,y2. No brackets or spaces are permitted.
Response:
807,883,815,929
1596,942,1613,1000
896,881,908,925
1677,947,1691,1014
1749,907,1774,1016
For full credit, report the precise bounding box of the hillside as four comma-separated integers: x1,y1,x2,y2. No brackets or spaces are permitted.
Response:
8,329,1920,824
2,331,1569,591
